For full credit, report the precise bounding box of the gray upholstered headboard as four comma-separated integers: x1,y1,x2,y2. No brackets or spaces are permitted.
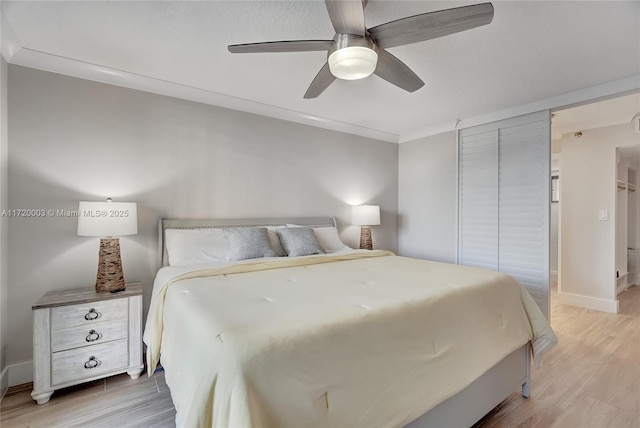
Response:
158,217,337,268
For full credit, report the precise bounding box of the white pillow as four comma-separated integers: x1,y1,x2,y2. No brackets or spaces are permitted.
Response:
312,226,350,253
286,225,350,253
165,228,230,266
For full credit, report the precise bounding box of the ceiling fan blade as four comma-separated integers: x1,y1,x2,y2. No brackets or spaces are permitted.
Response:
325,0,366,36
304,62,336,99
228,40,333,54
374,49,425,93
369,3,494,49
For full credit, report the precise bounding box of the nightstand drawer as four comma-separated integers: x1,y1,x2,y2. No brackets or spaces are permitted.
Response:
51,299,128,330
51,338,129,385
51,319,128,352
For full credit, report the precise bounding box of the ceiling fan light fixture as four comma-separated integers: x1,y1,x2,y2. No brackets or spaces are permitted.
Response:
328,46,378,80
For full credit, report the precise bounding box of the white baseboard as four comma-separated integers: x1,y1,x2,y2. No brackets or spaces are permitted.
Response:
7,360,32,387
0,365,8,400
558,291,619,313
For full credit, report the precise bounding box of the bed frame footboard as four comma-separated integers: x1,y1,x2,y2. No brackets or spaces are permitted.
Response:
405,344,530,428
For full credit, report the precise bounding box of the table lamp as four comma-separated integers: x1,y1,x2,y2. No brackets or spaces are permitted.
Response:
77,199,138,292
352,204,380,250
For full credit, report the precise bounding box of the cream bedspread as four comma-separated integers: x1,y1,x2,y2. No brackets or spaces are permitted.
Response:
144,251,556,428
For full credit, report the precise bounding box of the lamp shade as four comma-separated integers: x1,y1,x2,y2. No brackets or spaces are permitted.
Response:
77,201,138,237
352,205,381,226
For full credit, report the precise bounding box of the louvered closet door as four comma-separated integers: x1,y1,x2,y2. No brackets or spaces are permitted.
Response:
459,130,499,270
459,111,550,319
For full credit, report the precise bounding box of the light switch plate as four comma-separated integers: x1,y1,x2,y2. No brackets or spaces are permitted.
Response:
599,210,609,221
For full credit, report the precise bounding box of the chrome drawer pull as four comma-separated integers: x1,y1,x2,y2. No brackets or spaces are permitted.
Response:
85,330,102,343
84,356,101,369
84,308,101,321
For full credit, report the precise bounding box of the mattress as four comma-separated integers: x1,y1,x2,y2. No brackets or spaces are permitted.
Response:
143,251,556,427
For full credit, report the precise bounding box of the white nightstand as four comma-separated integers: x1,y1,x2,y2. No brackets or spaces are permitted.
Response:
31,283,144,404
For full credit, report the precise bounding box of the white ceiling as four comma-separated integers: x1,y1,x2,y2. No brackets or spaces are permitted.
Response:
1,1,639,142
552,92,640,139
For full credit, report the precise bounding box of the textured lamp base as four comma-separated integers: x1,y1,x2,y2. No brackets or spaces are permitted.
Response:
96,238,126,293
359,226,373,250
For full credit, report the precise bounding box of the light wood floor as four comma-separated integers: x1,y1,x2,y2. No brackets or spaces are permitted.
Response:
0,370,175,427
475,283,640,428
2,284,639,428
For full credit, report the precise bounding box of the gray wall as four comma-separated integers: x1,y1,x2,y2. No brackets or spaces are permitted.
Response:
0,57,8,396
6,65,398,377
398,132,457,263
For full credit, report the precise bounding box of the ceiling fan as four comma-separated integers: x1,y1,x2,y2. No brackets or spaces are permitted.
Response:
228,1,494,99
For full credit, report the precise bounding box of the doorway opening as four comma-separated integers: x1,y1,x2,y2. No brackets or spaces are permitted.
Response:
550,92,640,314
616,145,640,314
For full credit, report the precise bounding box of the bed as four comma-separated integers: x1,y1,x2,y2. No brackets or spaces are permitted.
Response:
143,217,556,427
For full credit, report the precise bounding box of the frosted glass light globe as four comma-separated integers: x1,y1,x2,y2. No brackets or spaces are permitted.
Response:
328,46,378,80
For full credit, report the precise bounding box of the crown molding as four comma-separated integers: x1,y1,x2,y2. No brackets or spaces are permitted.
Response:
458,75,640,130
398,75,640,143
5,36,639,145
7,46,400,143
398,120,460,143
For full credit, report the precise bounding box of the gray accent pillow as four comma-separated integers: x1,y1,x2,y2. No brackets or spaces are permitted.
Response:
223,228,277,261
276,227,326,257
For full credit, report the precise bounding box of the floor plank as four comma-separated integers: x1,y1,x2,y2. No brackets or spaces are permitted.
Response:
582,357,640,411
550,395,622,428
